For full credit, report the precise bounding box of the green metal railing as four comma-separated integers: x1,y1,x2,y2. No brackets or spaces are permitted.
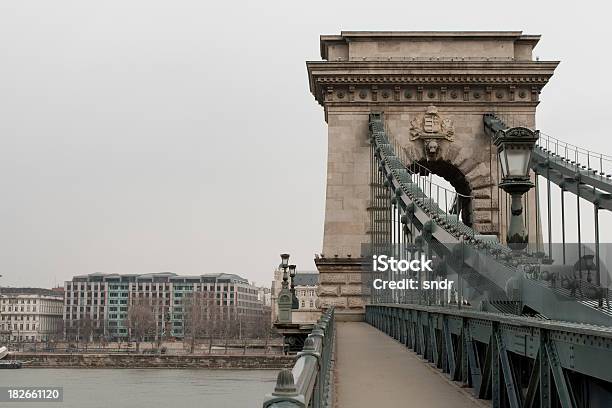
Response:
366,303,612,407
263,307,335,408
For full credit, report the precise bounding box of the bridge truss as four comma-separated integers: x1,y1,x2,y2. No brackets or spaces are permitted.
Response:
366,112,612,406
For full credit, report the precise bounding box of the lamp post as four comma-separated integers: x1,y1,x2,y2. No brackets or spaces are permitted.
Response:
493,126,539,250
277,254,293,323
288,265,299,309
280,254,290,287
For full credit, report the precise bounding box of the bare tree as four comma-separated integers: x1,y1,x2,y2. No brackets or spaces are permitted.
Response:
206,298,222,354
221,309,241,354
79,316,94,349
64,321,77,348
47,319,65,351
91,318,105,344
150,297,166,350
126,299,156,353
183,292,208,354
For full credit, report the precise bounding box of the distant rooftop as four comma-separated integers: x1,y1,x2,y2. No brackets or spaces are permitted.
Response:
69,272,250,284
293,272,319,286
0,287,63,298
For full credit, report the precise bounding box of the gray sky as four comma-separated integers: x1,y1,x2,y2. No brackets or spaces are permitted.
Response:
1,0,611,288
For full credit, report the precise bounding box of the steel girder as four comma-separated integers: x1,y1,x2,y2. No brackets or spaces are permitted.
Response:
366,304,612,407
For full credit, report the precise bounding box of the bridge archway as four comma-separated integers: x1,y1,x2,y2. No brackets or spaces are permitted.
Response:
408,158,474,227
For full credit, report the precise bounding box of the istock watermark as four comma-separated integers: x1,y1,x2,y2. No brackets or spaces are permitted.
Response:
372,278,454,290
372,254,433,272
370,254,454,291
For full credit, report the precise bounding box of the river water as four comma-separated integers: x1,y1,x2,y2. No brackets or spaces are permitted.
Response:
1,369,278,407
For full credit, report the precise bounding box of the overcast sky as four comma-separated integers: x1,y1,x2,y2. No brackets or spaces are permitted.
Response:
1,0,611,288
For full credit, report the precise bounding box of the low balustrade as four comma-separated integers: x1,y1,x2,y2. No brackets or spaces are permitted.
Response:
263,307,335,408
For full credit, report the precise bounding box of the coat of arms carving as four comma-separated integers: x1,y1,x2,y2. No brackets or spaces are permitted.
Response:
409,105,454,159
409,105,455,141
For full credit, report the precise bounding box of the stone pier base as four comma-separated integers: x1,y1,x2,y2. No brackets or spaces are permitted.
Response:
315,257,368,322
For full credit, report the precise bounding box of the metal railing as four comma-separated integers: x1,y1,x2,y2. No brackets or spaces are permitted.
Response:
366,304,612,407
263,307,335,408
538,131,612,179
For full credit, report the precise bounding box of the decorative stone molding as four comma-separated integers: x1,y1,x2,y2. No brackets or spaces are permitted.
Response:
312,84,544,105
509,85,516,101
312,74,553,84
318,285,340,296
306,60,557,106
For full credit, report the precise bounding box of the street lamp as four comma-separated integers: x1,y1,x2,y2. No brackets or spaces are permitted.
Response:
288,265,299,309
493,126,539,250
279,254,290,289
277,254,293,324
280,254,290,269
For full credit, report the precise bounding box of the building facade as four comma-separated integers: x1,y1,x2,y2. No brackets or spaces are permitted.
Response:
0,288,64,343
271,268,319,324
63,272,263,340
257,286,272,307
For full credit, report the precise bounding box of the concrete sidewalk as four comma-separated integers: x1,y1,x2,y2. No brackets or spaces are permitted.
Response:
334,322,482,408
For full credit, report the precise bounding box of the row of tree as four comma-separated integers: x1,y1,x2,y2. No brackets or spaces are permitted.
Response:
59,293,275,352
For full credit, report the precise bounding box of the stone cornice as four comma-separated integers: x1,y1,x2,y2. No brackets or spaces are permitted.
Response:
337,30,527,38
307,61,558,106
307,60,559,71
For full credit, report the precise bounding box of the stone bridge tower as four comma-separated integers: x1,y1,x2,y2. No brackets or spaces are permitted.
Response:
307,31,558,320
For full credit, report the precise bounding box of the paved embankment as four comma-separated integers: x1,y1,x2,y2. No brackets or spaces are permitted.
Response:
12,353,293,369
335,322,484,408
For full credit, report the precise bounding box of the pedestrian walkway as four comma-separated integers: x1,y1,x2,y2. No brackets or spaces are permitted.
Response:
335,322,482,408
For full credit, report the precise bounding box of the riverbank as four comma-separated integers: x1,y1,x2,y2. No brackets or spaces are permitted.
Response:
12,352,294,369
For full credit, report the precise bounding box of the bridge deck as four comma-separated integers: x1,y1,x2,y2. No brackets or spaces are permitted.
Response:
335,322,482,408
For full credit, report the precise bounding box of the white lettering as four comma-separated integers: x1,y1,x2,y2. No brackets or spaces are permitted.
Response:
371,278,455,291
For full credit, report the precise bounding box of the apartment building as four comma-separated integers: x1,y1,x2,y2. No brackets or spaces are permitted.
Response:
63,272,263,340
0,288,64,343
